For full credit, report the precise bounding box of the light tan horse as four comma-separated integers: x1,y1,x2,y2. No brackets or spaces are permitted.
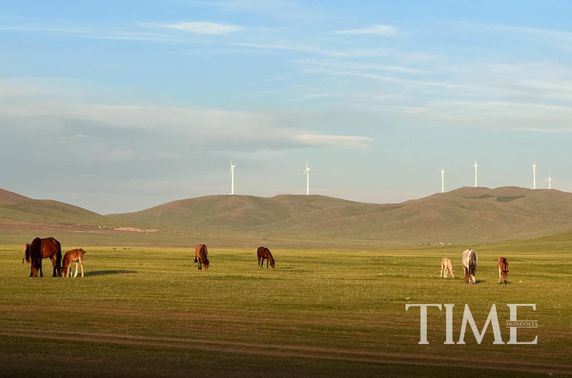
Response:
498,257,509,284
440,257,454,278
462,249,478,284
62,249,86,278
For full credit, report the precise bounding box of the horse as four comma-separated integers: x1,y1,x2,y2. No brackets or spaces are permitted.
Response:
62,249,86,278
440,257,454,278
257,246,275,269
498,257,509,284
194,244,209,271
461,248,478,284
24,237,62,277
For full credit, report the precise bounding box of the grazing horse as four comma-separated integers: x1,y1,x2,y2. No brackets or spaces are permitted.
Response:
440,257,454,278
498,257,509,284
62,249,86,278
461,249,478,284
194,244,209,271
257,246,275,269
24,237,62,277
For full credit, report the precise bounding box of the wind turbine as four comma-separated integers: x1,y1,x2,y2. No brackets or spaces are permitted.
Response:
229,161,236,195
532,162,537,190
304,162,311,196
474,161,478,187
547,173,552,190
441,169,445,193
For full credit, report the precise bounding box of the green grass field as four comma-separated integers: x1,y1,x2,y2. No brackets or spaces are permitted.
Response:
0,239,570,377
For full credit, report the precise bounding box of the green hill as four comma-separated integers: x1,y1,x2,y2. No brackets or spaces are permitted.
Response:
108,186,572,244
0,188,103,225
3,186,572,244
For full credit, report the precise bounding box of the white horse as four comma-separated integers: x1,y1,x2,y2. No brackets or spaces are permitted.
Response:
62,249,86,278
440,257,454,278
461,249,478,284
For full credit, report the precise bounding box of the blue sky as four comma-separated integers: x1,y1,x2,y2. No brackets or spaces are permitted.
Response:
0,0,571,213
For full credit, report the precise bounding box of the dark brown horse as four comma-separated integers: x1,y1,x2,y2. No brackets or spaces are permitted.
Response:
498,257,509,284
24,237,62,277
194,244,209,271
257,246,275,269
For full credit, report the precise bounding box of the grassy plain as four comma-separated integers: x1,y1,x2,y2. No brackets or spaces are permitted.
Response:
0,239,570,377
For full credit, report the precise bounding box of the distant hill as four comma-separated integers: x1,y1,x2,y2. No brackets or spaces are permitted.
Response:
0,188,103,225
108,187,572,244
3,186,572,244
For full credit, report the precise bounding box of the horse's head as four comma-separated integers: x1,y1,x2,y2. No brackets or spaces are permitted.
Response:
270,258,275,269
22,243,30,264
203,258,209,271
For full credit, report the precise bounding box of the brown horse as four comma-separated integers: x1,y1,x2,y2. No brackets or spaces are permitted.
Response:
257,246,275,269
498,257,509,284
194,244,209,271
24,237,62,277
63,249,86,277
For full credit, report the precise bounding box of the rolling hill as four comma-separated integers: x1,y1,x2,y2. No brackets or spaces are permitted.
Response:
3,186,572,244
0,188,103,225
108,186,572,244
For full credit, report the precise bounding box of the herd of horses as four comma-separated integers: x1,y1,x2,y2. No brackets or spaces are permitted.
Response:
22,237,87,277
440,249,510,284
22,237,277,277
22,237,509,284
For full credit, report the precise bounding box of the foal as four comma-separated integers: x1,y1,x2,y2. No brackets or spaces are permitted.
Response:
440,257,454,278
498,257,509,284
62,249,86,278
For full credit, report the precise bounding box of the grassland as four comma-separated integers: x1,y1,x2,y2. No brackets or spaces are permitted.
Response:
0,237,570,377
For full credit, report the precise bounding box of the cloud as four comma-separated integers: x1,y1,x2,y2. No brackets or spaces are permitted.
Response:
335,24,398,36
294,134,373,148
158,21,244,35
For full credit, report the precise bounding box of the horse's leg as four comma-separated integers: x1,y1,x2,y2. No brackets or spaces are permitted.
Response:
450,268,454,279
73,261,78,278
80,258,84,278
266,259,269,268
51,255,57,277
39,261,43,277
463,267,468,283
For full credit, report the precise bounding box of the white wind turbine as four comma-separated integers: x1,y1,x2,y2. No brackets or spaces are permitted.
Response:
532,162,537,190
547,173,552,190
304,162,311,196
441,169,445,193
229,161,236,195
474,161,478,187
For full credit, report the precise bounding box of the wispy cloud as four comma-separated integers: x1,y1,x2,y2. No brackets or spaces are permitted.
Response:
294,134,373,148
335,24,398,36
158,21,244,35
232,41,389,58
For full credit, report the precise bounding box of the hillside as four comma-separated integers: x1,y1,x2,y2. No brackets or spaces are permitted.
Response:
0,188,103,225
108,187,572,244
3,186,572,244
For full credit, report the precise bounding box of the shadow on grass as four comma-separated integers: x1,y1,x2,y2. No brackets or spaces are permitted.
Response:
86,270,137,277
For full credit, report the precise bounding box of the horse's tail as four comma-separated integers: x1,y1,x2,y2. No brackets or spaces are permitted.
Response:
23,243,30,263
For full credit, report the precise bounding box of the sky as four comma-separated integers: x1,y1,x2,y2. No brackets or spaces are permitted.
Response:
0,0,571,214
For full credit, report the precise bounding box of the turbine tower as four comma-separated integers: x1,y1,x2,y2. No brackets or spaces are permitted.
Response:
532,162,537,190
441,169,445,193
304,162,311,196
229,161,236,195
547,174,552,190
474,161,478,187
